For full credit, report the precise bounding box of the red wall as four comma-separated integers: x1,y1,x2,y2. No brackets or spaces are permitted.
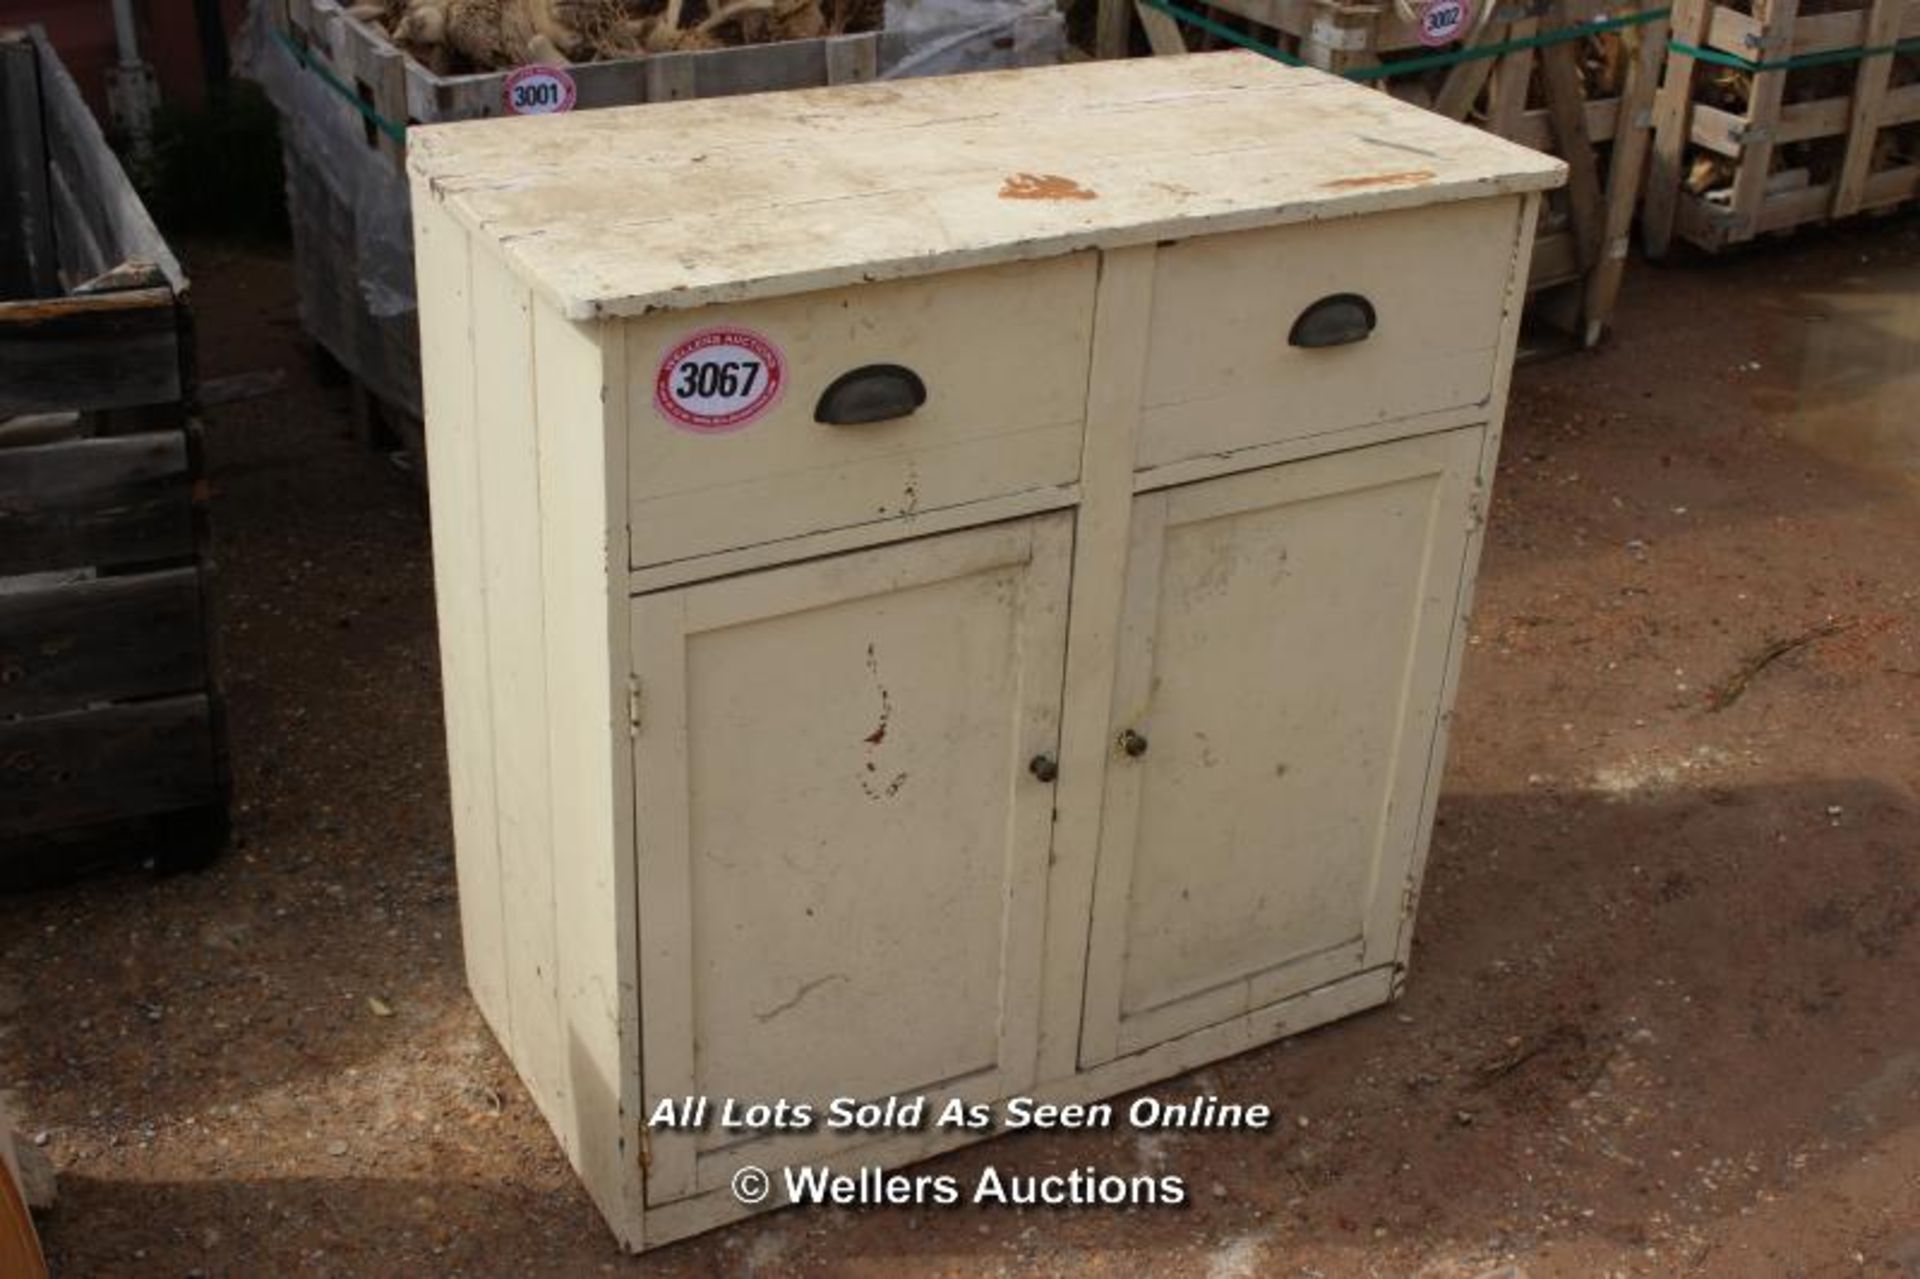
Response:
1,0,247,119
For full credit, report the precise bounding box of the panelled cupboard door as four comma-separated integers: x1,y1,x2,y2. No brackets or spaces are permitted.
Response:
632,513,1073,1205
1079,428,1486,1066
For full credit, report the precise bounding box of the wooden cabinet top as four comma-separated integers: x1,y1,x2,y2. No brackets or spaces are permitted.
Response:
406,52,1564,321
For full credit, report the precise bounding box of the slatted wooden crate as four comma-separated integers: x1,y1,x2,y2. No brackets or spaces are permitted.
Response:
260,0,1060,446
1644,0,1920,253
1118,0,1670,346
0,27,228,880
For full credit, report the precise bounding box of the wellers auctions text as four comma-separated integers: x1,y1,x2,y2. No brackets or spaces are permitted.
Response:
783,1164,1188,1207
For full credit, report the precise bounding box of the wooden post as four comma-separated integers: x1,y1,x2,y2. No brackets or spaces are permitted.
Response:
1432,17,1516,121
1539,39,1607,273
0,31,56,299
1486,17,1538,137
1096,0,1133,57
1302,0,1383,75
1643,0,1711,256
1723,0,1801,243
372,43,409,171
1136,1,1189,54
1831,0,1901,218
1580,10,1669,344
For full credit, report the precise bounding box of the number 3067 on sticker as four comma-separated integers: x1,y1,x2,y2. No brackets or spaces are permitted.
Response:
654,329,787,434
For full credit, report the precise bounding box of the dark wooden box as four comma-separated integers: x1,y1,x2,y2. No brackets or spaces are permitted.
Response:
0,26,228,881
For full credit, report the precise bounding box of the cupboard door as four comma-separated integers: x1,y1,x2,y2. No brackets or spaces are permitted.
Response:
1079,428,1485,1066
632,512,1072,1204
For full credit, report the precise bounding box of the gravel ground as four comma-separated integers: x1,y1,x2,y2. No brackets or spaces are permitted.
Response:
3,216,1919,1278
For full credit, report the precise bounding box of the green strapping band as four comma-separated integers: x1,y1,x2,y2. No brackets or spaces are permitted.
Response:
1139,0,1671,80
1668,34,1920,72
271,26,409,144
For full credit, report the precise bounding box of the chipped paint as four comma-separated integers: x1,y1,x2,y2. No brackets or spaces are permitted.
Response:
1320,169,1437,190
1000,173,1099,202
861,642,891,746
858,643,908,799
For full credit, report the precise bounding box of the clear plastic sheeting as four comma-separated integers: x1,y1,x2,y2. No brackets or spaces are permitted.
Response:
242,9,422,413
882,0,1065,78
238,0,1064,422
242,18,412,321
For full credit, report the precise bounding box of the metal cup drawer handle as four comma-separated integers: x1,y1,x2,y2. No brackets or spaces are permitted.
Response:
1288,293,1377,349
815,364,929,425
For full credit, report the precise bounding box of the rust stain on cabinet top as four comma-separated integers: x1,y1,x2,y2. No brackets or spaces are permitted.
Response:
1321,169,1437,190
999,173,1100,201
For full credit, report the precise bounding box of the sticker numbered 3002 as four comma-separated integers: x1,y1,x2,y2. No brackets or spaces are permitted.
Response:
654,328,787,434
1418,0,1472,45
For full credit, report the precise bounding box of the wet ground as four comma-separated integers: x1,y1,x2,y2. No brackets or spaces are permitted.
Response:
1767,248,1920,484
2,214,1918,1278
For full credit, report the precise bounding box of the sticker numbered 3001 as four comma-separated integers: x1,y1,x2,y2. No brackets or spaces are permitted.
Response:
502,64,577,115
654,328,787,434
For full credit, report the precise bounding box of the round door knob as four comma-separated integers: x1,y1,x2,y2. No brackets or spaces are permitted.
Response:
1029,753,1059,783
1119,729,1149,758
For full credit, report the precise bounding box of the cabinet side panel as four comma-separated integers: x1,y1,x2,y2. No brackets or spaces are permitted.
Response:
1389,193,1542,984
412,189,509,1038
531,301,643,1243
468,251,568,1153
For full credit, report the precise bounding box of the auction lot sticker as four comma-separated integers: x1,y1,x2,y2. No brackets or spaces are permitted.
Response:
1418,0,1473,44
654,328,787,434
502,64,577,116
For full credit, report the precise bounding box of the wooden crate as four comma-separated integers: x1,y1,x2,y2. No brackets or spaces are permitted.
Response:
261,0,1060,441
1117,0,1670,346
1644,0,1920,253
0,27,228,880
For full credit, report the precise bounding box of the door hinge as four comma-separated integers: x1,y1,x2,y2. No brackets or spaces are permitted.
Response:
1400,880,1418,920
639,1125,652,1175
627,676,642,737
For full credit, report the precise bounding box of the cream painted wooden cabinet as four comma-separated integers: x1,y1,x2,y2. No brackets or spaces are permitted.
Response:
407,53,1563,1249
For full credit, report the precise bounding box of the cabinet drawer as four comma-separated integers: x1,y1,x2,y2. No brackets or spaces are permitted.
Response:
1136,199,1521,472
625,256,1097,568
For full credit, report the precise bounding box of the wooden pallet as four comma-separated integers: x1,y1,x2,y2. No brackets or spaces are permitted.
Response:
0,27,229,881
1644,0,1920,253
1112,0,1669,346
